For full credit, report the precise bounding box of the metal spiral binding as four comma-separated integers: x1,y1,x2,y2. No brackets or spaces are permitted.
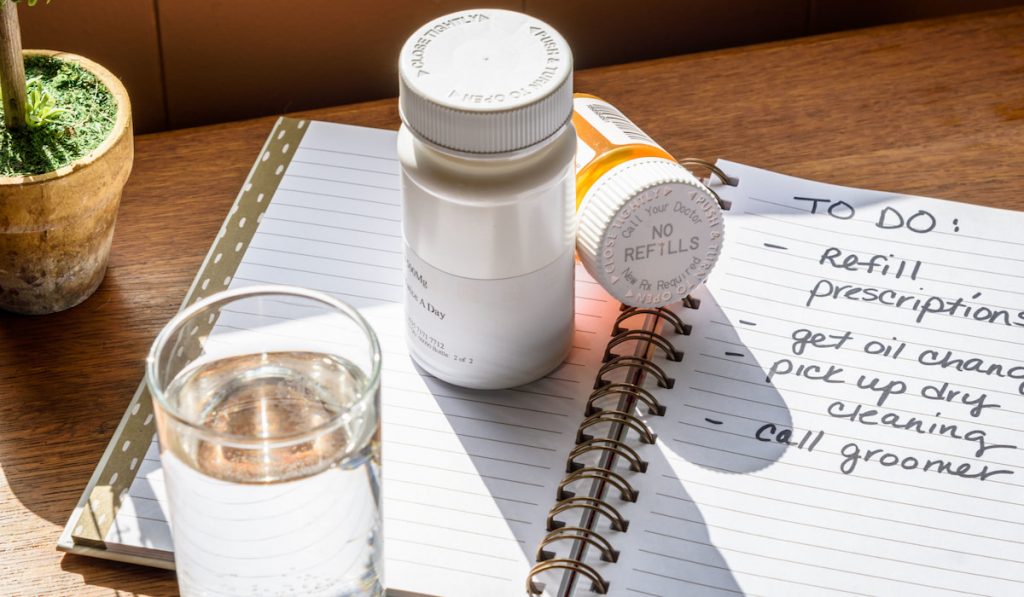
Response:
568,438,648,473
558,466,639,502
618,295,701,312
586,383,665,417
595,355,674,389
576,410,657,445
603,329,683,362
546,496,629,532
526,559,609,595
678,157,738,211
527,302,698,596
536,527,620,563
614,307,689,335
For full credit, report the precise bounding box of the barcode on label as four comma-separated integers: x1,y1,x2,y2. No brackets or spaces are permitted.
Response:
586,103,657,145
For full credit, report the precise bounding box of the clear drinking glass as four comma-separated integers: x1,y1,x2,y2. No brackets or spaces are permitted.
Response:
146,285,383,597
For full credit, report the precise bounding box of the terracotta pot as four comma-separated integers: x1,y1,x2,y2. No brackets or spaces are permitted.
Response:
0,50,133,314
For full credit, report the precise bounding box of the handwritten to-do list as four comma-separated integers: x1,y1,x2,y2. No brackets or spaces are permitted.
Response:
591,161,1024,597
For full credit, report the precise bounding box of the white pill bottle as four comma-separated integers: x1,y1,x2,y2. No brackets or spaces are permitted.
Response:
398,9,576,390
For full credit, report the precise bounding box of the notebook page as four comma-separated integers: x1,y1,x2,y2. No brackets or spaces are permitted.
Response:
579,161,1024,596
105,121,620,597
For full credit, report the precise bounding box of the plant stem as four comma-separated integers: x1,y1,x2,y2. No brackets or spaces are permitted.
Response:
0,1,26,130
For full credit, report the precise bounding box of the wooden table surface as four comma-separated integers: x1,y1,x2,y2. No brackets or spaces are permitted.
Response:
2,7,1023,596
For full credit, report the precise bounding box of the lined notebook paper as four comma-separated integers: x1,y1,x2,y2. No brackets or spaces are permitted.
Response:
577,161,1024,596
61,119,1024,597
100,121,620,597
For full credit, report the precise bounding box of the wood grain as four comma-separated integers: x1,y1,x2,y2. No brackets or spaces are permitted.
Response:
808,0,1024,34
1,8,1022,595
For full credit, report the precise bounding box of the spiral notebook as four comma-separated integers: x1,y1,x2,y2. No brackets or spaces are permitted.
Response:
60,118,1024,596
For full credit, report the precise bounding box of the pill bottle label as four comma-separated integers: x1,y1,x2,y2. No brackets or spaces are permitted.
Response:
573,96,664,154
404,243,575,389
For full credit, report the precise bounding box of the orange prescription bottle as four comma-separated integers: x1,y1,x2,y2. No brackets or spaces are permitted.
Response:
573,94,725,307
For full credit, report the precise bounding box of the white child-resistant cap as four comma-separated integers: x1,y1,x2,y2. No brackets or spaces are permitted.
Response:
577,158,726,307
398,9,573,154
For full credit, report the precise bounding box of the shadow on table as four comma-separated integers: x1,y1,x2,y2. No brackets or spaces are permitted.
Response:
0,273,149,525
60,553,177,596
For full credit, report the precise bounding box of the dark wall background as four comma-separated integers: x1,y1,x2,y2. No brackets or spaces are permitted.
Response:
16,0,1024,133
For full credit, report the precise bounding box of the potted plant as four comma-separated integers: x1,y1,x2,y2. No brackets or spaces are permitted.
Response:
0,0,132,314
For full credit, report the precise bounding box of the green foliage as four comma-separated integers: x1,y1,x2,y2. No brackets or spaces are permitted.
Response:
24,76,66,129
0,55,116,176
1,1,53,6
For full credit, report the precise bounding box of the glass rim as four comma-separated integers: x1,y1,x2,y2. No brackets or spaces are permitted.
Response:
145,284,382,445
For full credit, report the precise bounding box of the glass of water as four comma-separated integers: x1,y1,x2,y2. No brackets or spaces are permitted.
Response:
146,285,383,597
